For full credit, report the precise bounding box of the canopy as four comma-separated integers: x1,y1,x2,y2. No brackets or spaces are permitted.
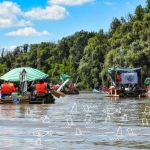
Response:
108,67,141,86
108,67,141,72
0,67,48,82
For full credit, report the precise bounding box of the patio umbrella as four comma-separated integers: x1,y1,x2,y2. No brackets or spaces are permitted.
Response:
19,69,27,96
0,67,48,82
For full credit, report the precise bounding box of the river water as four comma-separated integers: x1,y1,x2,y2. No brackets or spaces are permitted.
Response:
0,92,150,150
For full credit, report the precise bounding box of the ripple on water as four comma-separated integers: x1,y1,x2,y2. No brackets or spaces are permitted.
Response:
0,93,150,149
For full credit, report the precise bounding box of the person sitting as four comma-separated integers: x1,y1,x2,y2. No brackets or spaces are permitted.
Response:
8,80,17,93
128,84,133,91
1,80,12,98
133,84,141,91
35,79,49,96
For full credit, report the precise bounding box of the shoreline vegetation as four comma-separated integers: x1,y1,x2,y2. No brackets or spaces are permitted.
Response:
0,1,150,90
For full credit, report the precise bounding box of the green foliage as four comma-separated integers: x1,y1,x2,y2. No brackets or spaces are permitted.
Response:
1,1,150,89
0,64,4,76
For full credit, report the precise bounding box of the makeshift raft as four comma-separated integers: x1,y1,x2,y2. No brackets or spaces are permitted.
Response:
104,89,146,97
0,92,56,104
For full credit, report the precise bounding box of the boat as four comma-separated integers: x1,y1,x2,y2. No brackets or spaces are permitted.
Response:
0,67,64,104
93,87,110,93
93,88,106,93
51,84,79,95
104,67,147,98
51,73,79,95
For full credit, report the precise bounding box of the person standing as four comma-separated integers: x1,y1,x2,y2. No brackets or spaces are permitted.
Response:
109,81,115,95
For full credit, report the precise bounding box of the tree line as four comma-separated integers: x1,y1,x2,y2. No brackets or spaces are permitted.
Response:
0,0,150,90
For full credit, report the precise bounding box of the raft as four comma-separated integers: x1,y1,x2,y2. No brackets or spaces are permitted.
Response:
0,92,55,104
104,89,146,98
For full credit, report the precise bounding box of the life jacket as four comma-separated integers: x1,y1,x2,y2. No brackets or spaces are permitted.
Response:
8,83,16,92
35,83,46,94
1,83,12,94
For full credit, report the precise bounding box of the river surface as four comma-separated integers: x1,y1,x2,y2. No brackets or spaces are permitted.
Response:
0,92,150,150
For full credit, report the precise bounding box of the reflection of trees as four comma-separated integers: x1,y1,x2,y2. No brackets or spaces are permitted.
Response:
0,105,15,118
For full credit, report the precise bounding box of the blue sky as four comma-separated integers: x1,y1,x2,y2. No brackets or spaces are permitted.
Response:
0,0,146,51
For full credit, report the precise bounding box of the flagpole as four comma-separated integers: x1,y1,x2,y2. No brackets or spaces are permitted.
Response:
141,67,143,89
115,67,117,95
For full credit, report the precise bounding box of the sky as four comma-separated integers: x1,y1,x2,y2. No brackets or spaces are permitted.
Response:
0,0,147,51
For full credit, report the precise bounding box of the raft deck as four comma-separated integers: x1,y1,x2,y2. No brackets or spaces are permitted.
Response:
0,92,55,104
104,89,146,97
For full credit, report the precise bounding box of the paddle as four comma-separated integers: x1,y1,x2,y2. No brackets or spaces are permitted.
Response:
51,90,65,98
57,79,70,92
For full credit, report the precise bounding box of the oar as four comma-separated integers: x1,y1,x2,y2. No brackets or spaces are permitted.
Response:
51,90,65,98
59,91,65,97
57,79,70,92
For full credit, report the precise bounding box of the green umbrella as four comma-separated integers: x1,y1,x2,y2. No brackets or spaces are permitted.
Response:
0,67,48,82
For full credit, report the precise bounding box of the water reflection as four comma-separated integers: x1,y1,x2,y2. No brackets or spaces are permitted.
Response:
0,93,150,149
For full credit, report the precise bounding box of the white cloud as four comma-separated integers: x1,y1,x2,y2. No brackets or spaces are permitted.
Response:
126,2,130,5
0,1,69,28
104,1,114,6
24,5,69,20
48,0,95,6
0,1,32,28
0,45,17,52
4,27,50,36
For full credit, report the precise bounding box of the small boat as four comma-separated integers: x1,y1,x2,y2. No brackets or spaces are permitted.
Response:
93,89,105,93
51,73,80,95
51,85,79,94
61,88,79,94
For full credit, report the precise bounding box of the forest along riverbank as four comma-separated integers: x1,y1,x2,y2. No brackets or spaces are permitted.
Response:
0,93,150,149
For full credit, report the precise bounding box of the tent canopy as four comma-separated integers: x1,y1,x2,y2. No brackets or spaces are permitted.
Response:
108,67,141,85
0,67,48,82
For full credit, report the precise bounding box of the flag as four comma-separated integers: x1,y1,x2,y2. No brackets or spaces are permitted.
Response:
121,73,138,84
60,73,71,83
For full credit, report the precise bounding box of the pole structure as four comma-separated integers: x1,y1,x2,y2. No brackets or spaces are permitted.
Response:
141,67,143,89
115,67,117,95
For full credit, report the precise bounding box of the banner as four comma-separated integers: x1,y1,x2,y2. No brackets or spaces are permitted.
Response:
121,73,138,84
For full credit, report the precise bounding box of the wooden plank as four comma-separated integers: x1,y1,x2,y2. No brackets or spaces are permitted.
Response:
3,96,29,100
104,94,119,97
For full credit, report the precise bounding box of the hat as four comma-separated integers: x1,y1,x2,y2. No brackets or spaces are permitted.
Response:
43,77,47,82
